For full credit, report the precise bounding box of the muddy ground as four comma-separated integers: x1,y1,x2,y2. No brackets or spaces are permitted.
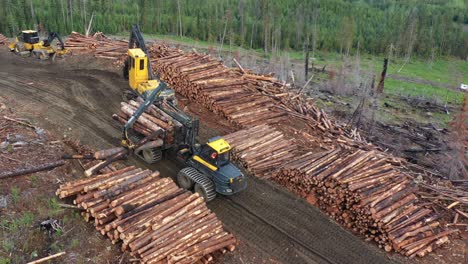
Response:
0,49,456,264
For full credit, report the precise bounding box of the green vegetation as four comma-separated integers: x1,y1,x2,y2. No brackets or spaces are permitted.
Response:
48,197,60,211
0,258,11,264
384,79,463,104
10,187,20,204
1,239,14,253
0,0,466,58
0,211,34,232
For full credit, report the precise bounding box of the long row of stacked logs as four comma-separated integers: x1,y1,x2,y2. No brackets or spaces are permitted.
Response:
0,34,8,45
64,32,181,64
223,126,457,258
64,32,453,258
222,124,299,176
57,165,236,264
65,31,128,60
152,53,287,128
62,31,368,148
235,68,369,149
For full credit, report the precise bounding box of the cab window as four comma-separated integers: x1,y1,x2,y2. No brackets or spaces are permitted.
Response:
200,145,217,166
140,59,145,70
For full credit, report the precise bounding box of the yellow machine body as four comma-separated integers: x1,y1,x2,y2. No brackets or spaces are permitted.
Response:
192,138,232,171
207,138,231,154
9,30,68,58
128,48,160,95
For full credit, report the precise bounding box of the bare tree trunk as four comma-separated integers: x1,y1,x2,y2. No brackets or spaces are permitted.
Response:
305,42,309,81
311,0,319,60
377,58,388,94
177,0,183,37
250,21,255,49
29,0,36,29
219,14,228,56
85,12,94,37
60,0,66,30
68,0,74,30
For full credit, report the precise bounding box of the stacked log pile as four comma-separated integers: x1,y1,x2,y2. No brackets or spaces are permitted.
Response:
153,53,286,127
237,68,369,149
65,32,455,258
65,31,181,63
271,148,457,258
65,31,128,60
63,32,371,145
56,165,236,263
223,124,299,176
112,98,182,143
0,34,8,45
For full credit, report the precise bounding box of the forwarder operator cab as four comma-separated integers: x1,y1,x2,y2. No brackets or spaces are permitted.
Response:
193,136,247,195
197,137,232,168
126,48,176,103
20,30,40,44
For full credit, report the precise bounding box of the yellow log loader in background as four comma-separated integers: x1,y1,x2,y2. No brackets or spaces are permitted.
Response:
9,30,68,60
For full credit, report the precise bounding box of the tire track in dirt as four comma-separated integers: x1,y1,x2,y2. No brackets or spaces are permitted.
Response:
0,51,397,264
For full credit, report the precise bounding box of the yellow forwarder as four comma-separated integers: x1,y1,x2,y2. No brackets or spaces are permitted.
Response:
120,25,246,201
9,30,68,59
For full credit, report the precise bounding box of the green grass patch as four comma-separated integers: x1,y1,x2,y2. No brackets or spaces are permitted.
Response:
10,187,20,204
29,175,39,187
47,198,63,217
1,239,14,253
384,79,463,104
0,258,11,264
0,212,35,231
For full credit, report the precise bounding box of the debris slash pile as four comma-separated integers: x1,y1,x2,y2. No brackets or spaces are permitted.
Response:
223,124,299,176
0,34,8,45
56,165,236,263
272,148,457,258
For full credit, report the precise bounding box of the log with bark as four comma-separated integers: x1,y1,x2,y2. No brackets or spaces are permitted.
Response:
0,34,8,45
0,160,65,179
223,125,457,257
56,165,235,263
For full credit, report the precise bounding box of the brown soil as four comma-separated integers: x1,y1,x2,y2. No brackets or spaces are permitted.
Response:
0,49,405,264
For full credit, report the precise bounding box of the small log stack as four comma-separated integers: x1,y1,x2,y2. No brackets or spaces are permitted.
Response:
65,31,128,61
56,165,236,263
0,34,8,45
112,98,182,139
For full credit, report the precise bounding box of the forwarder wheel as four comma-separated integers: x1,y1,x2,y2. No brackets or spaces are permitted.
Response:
194,182,216,202
177,167,196,190
141,147,162,164
129,134,162,164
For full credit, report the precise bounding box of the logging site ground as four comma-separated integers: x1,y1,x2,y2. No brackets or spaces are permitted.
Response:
0,39,466,264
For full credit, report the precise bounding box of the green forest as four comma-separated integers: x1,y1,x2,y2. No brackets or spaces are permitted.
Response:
0,0,466,58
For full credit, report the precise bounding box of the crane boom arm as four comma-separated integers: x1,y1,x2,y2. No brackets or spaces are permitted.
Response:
43,32,65,49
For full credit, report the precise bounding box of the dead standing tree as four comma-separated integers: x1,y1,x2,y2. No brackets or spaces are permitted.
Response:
445,96,468,180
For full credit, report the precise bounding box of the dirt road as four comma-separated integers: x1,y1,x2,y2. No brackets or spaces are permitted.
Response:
0,50,397,264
